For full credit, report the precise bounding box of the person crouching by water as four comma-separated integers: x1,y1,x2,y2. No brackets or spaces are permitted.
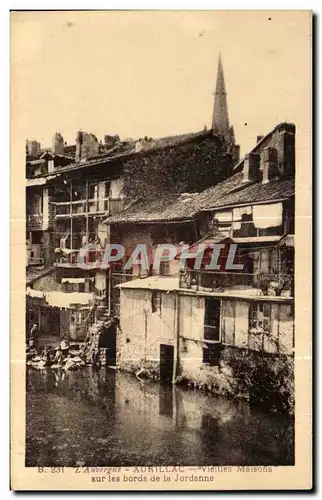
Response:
48,347,56,365
60,336,70,360
29,323,38,348
40,346,50,366
53,347,63,367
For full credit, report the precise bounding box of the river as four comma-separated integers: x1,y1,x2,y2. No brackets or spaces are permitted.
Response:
26,367,294,467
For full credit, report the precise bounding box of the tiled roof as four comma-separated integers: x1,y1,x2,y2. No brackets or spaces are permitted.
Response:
194,172,244,209
104,171,243,225
198,176,295,211
41,151,75,161
105,173,294,225
104,194,200,224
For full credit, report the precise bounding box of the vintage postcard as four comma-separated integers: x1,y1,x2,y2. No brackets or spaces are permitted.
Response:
10,10,312,491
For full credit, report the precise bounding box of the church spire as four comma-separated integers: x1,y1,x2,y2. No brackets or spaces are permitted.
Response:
212,54,234,144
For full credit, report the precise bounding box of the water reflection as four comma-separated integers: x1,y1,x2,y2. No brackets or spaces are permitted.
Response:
159,386,173,418
26,367,294,467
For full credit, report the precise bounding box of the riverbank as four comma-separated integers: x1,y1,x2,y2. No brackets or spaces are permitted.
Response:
27,338,294,416
116,346,294,416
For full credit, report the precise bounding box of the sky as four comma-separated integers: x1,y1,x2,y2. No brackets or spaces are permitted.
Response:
11,11,311,156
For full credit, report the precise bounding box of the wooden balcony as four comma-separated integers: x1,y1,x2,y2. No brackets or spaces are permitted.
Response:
54,198,123,218
55,248,105,268
179,269,294,298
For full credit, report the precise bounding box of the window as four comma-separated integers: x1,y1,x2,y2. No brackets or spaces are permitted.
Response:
151,291,162,313
31,194,42,215
160,260,170,276
203,298,221,365
88,183,98,199
204,297,221,342
104,181,110,198
249,302,271,332
248,302,272,351
212,211,232,237
31,231,43,244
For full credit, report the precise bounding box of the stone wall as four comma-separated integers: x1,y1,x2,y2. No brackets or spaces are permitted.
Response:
31,270,62,292
117,288,176,377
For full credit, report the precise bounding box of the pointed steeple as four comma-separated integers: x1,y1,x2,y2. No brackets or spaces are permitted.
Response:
212,54,233,144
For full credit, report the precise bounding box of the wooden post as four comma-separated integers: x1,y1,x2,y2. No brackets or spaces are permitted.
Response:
173,291,181,384
38,307,41,333
85,178,89,241
108,267,112,314
70,179,73,264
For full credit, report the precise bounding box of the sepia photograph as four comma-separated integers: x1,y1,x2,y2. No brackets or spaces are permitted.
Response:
10,9,312,490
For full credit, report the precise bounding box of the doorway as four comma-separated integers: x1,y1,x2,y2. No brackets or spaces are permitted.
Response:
159,344,174,384
98,322,117,366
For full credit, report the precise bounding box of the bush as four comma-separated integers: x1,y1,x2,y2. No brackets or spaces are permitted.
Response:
221,345,294,415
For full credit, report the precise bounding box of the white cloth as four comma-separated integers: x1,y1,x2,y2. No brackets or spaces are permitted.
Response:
215,211,232,222
252,203,283,229
233,206,252,220
232,221,242,230
27,287,94,307
60,233,70,249
61,278,85,284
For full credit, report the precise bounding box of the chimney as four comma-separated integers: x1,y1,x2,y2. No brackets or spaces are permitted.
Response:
234,144,240,163
52,131,64,155
257,135,264,143
262,147,278,184
75,131,83,162
277,129,295,176
26,139,41,158
104,134,120,148
242,152,260,183
48,158,55,173
75,132,99,162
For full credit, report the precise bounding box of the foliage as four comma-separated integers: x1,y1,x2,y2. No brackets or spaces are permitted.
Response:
221,339,294,415
270,273,293,295
122,135,233,200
